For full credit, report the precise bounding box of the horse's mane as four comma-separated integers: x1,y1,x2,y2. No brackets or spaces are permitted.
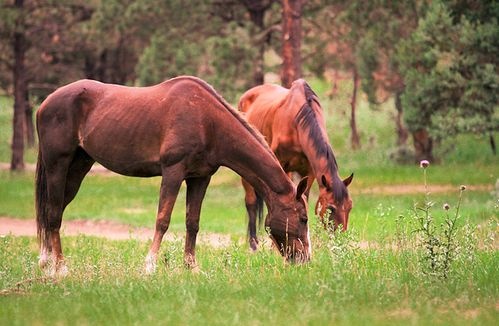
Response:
171,76,277,161
295,81,348,202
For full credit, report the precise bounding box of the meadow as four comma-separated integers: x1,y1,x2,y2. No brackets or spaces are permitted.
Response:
0,81,497,325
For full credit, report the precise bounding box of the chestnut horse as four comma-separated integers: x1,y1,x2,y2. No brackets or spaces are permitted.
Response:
239,79,353,250
35,76,311,276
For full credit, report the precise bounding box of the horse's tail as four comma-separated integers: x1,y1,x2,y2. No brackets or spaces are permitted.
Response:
35,147,50,250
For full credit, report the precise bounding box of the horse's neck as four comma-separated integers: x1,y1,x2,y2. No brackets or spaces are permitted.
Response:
311,152,338,185
299,123,339,187
221,130,294,204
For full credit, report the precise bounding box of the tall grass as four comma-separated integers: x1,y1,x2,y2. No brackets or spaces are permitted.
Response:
1,225,497,325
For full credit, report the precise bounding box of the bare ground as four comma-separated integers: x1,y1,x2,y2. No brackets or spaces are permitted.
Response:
0,217,233,248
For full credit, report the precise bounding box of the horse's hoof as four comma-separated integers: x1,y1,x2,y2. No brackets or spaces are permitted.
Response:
55,263,69,278
189,264,201,274
38,258,49,270
249,238,259,252
144,260,157,275
183,255,200,273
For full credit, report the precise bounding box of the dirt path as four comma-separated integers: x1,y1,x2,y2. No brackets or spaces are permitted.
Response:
355,184,494,195
0,217,233,248
0,162,113,175
2,216,496,251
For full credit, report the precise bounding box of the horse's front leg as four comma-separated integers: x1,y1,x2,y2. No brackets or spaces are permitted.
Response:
241,178,259,251
145,165,184,274
305,171,315,200
184,176,211,271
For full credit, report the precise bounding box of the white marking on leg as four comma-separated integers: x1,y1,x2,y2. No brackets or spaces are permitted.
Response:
144,252,157,275
38,245,50,270
306,224,312,258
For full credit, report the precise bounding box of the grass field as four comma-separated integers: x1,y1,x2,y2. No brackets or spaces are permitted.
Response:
0,81,497,325
1,234,497,325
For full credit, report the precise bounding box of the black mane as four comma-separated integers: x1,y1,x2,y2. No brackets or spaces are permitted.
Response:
295,83,348,202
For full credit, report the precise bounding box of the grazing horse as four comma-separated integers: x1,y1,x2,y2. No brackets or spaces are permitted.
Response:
35,76,311,276
239,79,353,250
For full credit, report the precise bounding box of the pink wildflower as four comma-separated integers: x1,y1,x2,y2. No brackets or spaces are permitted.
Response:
420,160,430,169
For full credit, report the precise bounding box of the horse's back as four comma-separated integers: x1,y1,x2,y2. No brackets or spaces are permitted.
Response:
36,77,251,177
239,84,289,113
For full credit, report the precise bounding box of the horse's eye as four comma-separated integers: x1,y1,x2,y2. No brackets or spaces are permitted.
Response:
300,217,308,224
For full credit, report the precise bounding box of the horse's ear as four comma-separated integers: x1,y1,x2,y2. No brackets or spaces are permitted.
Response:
343,173,354,187
296,177,308,200
321,175,331,190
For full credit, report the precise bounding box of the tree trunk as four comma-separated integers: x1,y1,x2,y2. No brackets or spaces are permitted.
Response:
25,88,35,147
281,0,302,88
330,69,339,98
489,134,496,155
254,37,265,86
245,1,267,86
98,50,108,82
350,69,361,150
11,0,27,171
394,91,409,146
412,129,434,163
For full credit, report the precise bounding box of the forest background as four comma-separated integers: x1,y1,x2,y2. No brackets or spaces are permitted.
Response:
0,0,497,171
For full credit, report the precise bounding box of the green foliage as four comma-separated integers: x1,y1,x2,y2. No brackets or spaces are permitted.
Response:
136,14,255,102
137,33,204,85
204,23,255,101
397,1,499,139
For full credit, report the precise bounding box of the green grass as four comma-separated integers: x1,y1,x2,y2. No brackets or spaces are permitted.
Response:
1,232,497,325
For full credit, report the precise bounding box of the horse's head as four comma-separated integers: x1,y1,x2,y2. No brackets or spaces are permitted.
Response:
266,177,311,263
315,173,354,231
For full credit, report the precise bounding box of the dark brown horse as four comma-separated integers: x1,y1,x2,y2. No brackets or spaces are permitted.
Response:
239,79,353,250
35,76,311,276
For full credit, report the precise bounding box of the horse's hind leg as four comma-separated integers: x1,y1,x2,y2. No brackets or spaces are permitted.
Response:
38,153,74,276
63,148,95,207
184,176,211,271
39,148,94,276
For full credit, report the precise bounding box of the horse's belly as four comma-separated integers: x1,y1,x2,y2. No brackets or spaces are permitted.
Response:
275,146,309,174
98,159,162,177
85,146,161,176
81,135,163,177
